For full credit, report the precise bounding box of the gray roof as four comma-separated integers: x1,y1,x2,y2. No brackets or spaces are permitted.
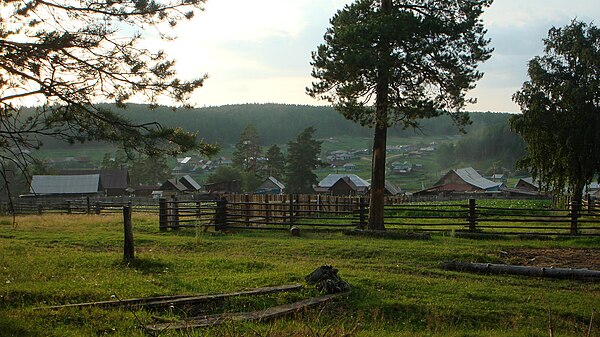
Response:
266,176,285,190
516,177,542,188
180,175,202,191
454,168,502,191
30,174,101,195
318,174,370,188
385,180,402,195
59,169,128,189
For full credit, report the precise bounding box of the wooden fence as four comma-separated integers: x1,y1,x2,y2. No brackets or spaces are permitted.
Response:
159,196,600,236
4,194,600,236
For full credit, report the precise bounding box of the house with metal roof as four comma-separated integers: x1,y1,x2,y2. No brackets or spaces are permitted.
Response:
159,178,188,196
414,167,503,196
59,169,129,196
179,175,202,192
314,174,370,196
28,174,102,196
515,177,540,192
255,177,285,194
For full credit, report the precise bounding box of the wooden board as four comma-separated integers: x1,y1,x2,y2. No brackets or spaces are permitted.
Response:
147,292,349,331
36,284,303,310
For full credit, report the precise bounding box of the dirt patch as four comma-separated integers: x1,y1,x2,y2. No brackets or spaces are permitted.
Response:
499,248,600,270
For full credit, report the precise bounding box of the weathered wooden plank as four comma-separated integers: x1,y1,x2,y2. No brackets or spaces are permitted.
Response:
141,284,303,309
36,284,303,310
441,261,600,280
147,292,349,331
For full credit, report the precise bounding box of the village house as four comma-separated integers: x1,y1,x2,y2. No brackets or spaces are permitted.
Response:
314,174,370,196
414,167,503,196
160,175,202,196
515,177,540,192
27,174,103,197
341,163,357,172
255,176,285,194
204,180,241,195
326,150,352,162
59,168,129,196
391,161,412,174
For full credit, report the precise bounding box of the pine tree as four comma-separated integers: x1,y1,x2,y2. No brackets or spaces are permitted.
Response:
232,125,262,174
286,127,322,194
264,145,286,179
308,0,492,229
0,0,215,195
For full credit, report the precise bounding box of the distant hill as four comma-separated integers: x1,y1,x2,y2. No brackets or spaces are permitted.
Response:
32,103,515,149
108,103,514,145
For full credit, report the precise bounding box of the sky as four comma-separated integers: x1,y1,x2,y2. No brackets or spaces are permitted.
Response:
163,0,600,113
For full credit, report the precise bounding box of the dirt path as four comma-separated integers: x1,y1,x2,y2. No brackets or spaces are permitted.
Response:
500,248,600,270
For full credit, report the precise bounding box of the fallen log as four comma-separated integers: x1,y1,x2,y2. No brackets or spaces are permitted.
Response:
36,284,303,311
343,229,431,240
146,291,349,331
441,261,600,280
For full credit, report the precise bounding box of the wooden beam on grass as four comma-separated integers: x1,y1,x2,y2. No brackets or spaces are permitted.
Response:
146,291,349,331
441,261,600,280
36,284,303,311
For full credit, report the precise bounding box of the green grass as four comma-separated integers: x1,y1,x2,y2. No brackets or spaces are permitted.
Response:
1,213,599,336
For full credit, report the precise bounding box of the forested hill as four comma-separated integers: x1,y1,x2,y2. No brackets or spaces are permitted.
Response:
108,103,514,145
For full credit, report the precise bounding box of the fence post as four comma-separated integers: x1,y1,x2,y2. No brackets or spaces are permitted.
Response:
196,201,202,222
244,194,251,226
215,197,227,231
358,197,367,229
159,198,168,231
86,196,91,215
66,200,72,214
288,195,295,227
37,204,43,215
123,205,134,263
468,198,477,232
95,201,101,215
265,198,271,224
171,195,180,230
587,194,593,215
570,201,579,235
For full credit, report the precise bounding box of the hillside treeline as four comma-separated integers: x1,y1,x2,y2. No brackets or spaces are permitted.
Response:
36,103,517,148
437,123,526,171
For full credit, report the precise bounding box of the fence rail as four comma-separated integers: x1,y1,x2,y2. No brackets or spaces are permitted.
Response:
3,194,599,236
157,196,599,236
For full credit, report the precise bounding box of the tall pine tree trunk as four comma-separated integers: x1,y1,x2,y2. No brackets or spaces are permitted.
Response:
367,0,392,231
368,123,387,230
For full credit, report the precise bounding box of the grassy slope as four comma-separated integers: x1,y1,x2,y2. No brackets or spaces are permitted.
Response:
1,213,599,336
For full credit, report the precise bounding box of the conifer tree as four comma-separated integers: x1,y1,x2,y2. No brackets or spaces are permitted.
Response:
286,127,322,194
308,0,492,229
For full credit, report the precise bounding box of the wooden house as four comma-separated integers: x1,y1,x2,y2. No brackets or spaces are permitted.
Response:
204,180,241,194
314,174,370,196
515,177,540,192
27,174,103,197
59,169,129,196
255,177,285,194
414,167,503,196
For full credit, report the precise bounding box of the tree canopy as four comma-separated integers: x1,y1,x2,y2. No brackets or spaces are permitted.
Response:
308,0,493,229
264,144,286,179
0,0,214,197
285,127,322,194
511,20,600,205
232,124,262,174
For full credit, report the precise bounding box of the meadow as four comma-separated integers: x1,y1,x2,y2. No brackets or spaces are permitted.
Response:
1,211,599,336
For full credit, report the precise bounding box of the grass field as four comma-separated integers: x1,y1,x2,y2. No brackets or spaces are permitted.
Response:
1,212,599,336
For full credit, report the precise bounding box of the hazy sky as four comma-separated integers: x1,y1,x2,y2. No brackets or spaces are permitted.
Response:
163,0,600,113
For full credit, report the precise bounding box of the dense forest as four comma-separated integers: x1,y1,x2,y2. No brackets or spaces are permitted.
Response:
36,103,517,148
